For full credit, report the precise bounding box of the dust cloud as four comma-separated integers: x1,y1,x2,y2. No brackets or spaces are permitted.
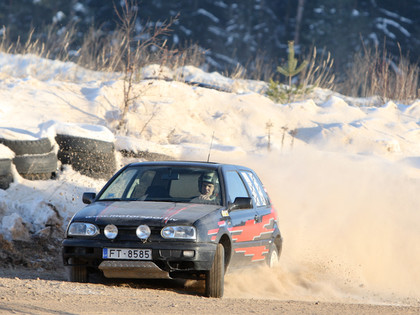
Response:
217,148,420,305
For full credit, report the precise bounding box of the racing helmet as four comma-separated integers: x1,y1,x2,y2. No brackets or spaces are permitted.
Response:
198,171,219,194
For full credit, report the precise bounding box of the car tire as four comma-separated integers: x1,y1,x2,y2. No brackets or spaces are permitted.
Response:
0,173,13,190
205,243,224,298
55,134,115,154
13,150,58,176
266,243,279,268
21,173,55,181
55,134,116,179
0,159,13,190
0,158,13,189
58,149,116,179
68,258,88,283
0,137,52,155
0,158,12,176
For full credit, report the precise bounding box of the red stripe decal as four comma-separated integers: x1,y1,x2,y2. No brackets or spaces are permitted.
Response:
163,204,197,224
229,212,276,242
95,202,118,221
234,245,269,261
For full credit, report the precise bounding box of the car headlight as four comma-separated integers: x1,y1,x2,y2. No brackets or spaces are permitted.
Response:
161,226,196,240
68,222,99,237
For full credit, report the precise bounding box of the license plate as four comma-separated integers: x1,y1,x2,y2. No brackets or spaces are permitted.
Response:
103,248,152,260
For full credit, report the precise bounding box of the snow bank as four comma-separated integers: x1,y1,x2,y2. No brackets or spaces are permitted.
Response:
0,53,419,305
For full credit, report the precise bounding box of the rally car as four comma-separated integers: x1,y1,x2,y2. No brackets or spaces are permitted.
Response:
62,161,282,298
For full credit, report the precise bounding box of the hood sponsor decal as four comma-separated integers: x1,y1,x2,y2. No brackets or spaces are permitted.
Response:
84,202,181,222
85,214,175,221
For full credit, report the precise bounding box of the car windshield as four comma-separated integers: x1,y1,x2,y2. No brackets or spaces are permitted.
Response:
97,165,222,206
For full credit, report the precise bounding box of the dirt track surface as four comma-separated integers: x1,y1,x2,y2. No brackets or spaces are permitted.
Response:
0,267,419,315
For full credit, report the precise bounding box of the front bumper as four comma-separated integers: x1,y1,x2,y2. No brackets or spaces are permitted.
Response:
62,238,217,277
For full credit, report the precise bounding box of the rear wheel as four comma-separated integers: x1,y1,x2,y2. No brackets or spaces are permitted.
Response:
68,258,88,283
267,244,279,268
205,243,224,298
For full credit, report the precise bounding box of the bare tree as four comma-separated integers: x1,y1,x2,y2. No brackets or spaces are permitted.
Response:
114,0,175,133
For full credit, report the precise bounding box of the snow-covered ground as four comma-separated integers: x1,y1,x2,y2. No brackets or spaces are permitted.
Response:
0,52,419,305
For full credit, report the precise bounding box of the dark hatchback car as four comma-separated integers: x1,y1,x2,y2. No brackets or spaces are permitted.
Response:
62,161,282,297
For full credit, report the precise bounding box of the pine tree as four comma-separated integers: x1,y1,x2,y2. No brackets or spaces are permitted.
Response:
277,41,308,87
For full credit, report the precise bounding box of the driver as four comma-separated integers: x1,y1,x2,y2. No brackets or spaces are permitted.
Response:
195,172,219,203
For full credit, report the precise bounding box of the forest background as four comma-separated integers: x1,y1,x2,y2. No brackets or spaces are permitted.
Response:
0,0,419,98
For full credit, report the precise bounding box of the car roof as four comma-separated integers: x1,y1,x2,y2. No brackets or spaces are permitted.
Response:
125,160,252,172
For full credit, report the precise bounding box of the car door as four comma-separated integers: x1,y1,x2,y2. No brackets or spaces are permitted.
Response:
239,170,277,254
223,169,261,267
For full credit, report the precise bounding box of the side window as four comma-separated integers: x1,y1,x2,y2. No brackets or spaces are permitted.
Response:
240,171,269,207
224,171,249,203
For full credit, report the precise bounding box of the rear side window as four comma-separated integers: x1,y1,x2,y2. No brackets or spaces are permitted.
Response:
240,171,270,207
224,171,249,203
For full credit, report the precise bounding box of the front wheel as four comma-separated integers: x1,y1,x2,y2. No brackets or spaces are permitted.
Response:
205,243,225,298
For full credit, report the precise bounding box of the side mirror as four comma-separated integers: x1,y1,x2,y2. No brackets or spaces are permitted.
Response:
82,192,96,204
229,197,253,210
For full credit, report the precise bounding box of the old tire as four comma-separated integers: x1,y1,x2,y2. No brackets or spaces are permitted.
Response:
0,159,13,189
56,134,116,179
68,258,88,283
0,173,13,190
205,243,225,298
58,150,116,179
266,244,279,268
0,137,52,155
0,158,12,176
13,150,57,176
55,134,114,153
21,173,55,181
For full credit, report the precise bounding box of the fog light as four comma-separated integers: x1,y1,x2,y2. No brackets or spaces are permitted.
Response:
183,250,195,258
136,225,151,241
104,224,118,239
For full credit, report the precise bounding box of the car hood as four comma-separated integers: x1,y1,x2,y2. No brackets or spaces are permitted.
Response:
72,201,222,226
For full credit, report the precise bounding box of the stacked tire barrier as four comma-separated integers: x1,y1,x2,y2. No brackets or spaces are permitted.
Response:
0,137,58,182
55,134,116,179
0,158,13,189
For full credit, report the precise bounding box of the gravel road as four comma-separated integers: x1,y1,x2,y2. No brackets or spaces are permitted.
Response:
1,267,419,315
